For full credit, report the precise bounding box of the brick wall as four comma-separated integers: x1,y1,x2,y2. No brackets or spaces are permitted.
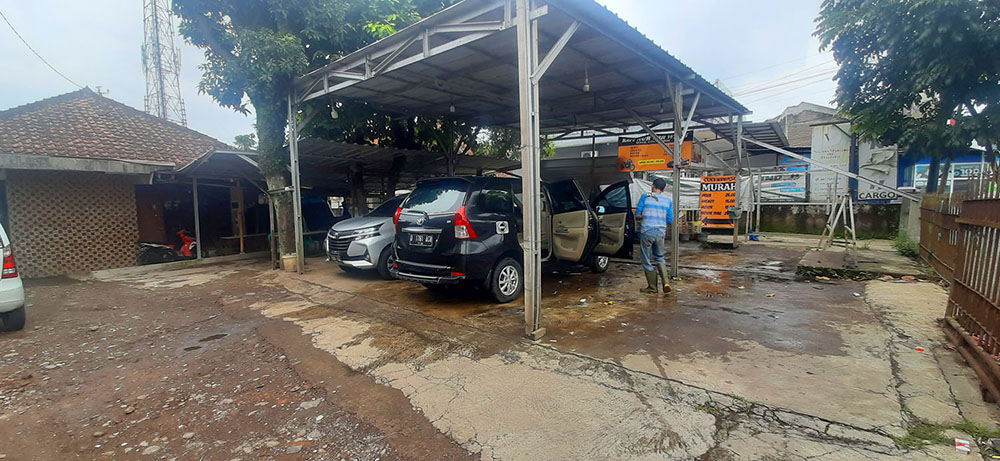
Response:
6,170,139,278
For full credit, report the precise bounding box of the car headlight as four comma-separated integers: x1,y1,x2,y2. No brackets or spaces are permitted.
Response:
352,225,381,238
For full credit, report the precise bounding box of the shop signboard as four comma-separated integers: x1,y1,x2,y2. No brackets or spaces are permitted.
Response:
617,132,693,172
810,123,851,202
758,170,807,201
700,175,737,229
856,145,900,202
914,162,984,189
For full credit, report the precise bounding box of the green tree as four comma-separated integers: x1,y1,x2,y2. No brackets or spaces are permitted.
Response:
475,127,520,160
416,118,482,175
816,0,1000,191
233,133,257,151
173,0,431,253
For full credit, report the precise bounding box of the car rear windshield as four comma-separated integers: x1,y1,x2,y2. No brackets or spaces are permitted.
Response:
402,179,469,213
367,195,407,218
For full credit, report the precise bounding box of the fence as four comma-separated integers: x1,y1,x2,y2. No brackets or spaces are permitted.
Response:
927,164,1000,402
919,194,963,282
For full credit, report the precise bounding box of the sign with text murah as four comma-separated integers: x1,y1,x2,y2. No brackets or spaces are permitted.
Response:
617,132,693,172
700,175,737,229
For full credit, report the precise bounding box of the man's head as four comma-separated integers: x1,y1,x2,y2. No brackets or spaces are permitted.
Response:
652,178,667,193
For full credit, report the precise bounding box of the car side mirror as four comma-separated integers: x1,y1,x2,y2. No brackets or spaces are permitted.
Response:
596,205,606,214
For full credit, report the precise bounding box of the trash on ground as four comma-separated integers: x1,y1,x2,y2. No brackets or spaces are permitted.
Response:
915,347,925,352
765,293,776,297
815,276,831,281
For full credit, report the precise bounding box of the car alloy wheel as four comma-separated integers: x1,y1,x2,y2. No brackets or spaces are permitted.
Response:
498,265,519,297
596,256,609,270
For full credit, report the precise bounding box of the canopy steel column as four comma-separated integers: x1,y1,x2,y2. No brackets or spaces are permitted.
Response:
287,95,306,274
670,83,682,277
516,0,544,339
193,177,202,260
735,115,745,173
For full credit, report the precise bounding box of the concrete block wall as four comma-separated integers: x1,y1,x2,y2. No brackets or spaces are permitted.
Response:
5,170,139,278
757,203,901,239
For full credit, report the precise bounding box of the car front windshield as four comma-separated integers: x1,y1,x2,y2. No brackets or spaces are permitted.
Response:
367,195,407,218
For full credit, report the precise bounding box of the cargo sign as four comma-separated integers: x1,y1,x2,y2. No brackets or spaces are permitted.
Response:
700,175,737,229
617,132,693,172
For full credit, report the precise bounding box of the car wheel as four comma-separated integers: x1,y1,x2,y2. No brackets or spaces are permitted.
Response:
376,248,395,280
1,306,25,331
490,257,523,304
590,255,610,273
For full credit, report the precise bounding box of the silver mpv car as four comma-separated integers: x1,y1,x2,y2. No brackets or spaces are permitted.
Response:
326,194,407,279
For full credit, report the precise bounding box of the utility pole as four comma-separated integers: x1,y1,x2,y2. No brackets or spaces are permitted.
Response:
142,0,187,126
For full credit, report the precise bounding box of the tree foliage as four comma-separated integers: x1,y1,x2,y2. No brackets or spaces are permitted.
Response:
173,0,455,251
816,0,999,182
233,133,257,151
475,127,521,160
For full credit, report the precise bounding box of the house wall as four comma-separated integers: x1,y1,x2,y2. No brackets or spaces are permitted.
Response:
5,170,139,278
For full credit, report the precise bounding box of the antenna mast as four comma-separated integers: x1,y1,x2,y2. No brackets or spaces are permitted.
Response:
142,0,186,126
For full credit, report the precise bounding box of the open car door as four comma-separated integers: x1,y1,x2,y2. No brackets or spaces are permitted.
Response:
547,180,591,262
591,180,634,259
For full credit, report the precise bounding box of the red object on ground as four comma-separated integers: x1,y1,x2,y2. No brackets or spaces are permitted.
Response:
178,230,195,257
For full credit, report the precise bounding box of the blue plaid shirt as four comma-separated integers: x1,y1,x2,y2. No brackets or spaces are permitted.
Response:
636,192,673,230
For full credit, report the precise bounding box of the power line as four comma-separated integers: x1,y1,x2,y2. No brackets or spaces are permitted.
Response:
742,82,838,106
728,60,837,94
0,8,82,88
733,69,837,98
721,56,834,82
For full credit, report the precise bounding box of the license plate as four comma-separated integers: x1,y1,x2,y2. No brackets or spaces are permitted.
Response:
409,233,435,247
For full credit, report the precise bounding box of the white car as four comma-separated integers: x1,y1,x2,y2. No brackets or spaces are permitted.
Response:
0,222,24,331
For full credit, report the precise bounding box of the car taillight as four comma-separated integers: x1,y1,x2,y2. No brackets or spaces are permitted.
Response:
393,207,401,225
454,206,477,239
2,245,17,279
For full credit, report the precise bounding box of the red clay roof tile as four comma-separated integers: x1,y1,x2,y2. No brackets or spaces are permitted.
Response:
0,88,229,167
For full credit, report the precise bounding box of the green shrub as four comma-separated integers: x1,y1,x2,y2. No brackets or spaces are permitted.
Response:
893,234,919,258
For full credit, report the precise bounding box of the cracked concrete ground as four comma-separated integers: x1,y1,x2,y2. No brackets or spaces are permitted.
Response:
72,239,998,459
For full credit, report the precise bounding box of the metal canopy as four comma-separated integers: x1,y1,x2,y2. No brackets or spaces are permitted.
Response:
705,121,788,149
292,0,751,339
295,0,747,134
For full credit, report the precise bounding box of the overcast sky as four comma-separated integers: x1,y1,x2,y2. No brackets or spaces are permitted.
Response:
0,0,836,144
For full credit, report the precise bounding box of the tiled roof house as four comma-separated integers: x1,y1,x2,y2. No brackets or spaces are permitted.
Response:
0,88,228,277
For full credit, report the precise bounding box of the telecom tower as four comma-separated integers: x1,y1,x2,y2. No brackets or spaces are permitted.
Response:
142,0,186,126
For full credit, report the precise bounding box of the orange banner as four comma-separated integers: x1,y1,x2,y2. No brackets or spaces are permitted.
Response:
617,133,693,172
699,175,736,229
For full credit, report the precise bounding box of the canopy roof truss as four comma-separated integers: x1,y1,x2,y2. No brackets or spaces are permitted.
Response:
295,0,747,134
